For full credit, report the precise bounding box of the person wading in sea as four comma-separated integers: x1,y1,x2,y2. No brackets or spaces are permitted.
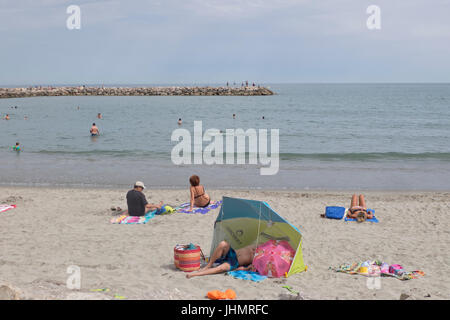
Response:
90,123,100,136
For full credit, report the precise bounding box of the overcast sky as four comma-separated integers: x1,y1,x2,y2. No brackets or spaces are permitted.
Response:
1,0,450,85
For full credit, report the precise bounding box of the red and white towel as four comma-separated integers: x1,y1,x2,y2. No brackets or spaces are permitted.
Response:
0,204,16,213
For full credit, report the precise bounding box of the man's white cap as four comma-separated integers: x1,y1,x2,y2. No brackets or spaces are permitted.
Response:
134,181,146,189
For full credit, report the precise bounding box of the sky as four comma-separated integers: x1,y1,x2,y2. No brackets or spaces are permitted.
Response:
1,0,450,85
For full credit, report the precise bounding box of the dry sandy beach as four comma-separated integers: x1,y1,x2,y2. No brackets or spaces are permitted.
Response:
1,187,449,300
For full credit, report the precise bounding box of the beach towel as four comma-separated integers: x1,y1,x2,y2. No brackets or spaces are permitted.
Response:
110,210,157,224
228,270,267,282
330,260,424,281
176,200,222,214
227,270,268,282
0,204,16,214
325,206,346,219
344,209,378,222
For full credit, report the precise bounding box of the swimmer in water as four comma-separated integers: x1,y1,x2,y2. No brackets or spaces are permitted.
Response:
178,118,182,125
4,114,10,120
13,142,20,152
97,113,102,119
90,123,100,136
233,113,236,119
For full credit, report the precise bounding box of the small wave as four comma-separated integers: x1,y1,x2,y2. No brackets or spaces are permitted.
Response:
33,149,168,158
279,152,450,161
29,150,450,161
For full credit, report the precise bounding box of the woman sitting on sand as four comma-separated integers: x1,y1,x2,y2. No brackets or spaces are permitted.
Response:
347,194,373,222
188,175,210,211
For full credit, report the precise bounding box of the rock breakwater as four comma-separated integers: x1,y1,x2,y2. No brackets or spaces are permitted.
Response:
0,86,274,98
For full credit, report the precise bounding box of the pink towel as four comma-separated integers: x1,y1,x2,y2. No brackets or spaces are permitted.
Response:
0,204,16,213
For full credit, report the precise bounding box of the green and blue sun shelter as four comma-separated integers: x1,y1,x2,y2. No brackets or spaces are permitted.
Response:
210,196,306,277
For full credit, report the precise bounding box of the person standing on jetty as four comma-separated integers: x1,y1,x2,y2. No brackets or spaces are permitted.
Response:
90,123,100,136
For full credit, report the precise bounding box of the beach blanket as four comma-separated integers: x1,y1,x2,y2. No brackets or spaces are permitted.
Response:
227,270,267,282
110,210,156,224
0,204,16,214
176,200,222,214
330,260,424,280
344,209,379,222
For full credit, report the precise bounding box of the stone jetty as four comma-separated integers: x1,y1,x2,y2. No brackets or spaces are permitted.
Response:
0,86,273,99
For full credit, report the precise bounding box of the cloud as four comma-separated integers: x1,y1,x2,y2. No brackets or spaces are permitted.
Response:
183,0,308,18
1,0,450,84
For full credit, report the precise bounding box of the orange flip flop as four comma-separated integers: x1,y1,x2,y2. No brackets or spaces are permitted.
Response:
225,289,236,300
207,289,236,300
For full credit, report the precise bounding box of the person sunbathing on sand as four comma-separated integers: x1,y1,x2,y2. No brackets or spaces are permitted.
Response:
347,194,373,222
188,175,211,211
186,241,256,278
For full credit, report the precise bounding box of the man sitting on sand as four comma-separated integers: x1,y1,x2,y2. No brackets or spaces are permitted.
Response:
126,181,163,216
186,241,256,278
347,194,373,222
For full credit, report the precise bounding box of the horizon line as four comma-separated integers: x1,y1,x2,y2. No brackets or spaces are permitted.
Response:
1,81,450,87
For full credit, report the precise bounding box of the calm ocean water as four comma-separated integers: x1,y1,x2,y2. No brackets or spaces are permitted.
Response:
1,83,450,190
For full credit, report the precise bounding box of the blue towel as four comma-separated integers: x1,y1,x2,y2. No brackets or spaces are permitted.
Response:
345,209,378,222
325,206,346,219
227,270,267,282
177,201,222,214
186,243,197,250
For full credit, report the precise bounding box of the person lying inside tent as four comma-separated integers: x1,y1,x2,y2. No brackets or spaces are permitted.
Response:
186,241,256,279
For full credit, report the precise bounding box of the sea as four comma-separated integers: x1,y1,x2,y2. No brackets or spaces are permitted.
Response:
1,83,449,190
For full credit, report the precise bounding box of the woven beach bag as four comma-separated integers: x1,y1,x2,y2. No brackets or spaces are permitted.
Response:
174,244,204,272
